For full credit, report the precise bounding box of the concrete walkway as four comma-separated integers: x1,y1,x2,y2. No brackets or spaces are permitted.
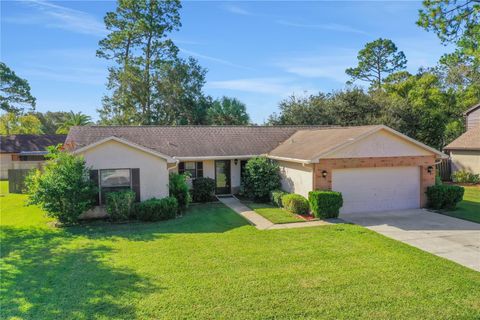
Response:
341,209,480,272
218,196,329,230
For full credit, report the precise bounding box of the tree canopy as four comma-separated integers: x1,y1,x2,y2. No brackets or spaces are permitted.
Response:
346,38,407,90
0,62,36,114
207,97,250,125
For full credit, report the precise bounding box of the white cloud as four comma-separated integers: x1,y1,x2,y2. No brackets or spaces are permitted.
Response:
274,51,357,83
11,0,107,36
223,4,252,16
180,48,253,70
207,77,314,95
276,20,369,36
22,64,107,85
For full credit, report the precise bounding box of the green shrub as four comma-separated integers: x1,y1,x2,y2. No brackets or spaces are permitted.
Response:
192,177,215,202
270,189,288,207
134,197,178,221
426,185,464,210
105,190,136,221
243,156,281,200
169,173,191,211
435,174,443,186
282,194,309,215
452,170,480,184
308,191,343,219
26,151,97,224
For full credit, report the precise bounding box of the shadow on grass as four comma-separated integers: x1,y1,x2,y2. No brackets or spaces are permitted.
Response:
0,226,160,319
63,203,250,241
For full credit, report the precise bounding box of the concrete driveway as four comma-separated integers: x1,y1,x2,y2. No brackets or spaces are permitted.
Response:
340,209,480,272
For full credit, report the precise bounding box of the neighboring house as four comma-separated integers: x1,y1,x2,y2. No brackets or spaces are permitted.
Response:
65,125,445,214
444,125,480,174
0,134,67,179
464,102,480,131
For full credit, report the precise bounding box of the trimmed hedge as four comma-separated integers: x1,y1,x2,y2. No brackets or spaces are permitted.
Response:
282,194,309,215
192,177,216,202
426,185,464,210
270,189,288,207
308,191,343,219
105,190,136,221
134,197,178,221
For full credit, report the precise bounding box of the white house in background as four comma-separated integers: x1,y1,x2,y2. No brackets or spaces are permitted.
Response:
65,125,446,215
444,103,480,174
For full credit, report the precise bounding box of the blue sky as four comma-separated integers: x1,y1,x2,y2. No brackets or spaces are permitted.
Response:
1,1,452,124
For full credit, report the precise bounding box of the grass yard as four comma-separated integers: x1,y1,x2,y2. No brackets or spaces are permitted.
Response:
244,201,305,224
440,186,480,223
1,181,480,319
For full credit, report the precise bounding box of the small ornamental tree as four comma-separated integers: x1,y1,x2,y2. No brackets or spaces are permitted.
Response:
169,173,191,212
26,151,97,224
243,156,281,200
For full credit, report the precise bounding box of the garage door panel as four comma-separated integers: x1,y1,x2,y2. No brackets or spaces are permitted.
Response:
332,167,420,214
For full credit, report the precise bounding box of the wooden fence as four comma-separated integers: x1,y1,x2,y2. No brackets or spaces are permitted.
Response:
436,158,452,181
8,169,31,194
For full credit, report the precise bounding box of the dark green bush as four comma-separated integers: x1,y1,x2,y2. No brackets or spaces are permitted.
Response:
242,156,281,200
308,191,343,219
105,190,136,221
192,177,215,202
270,189,288,207
26,151,97,224
169,173,191,211
134,197,178,221
282,194,309,215
426,185,464,210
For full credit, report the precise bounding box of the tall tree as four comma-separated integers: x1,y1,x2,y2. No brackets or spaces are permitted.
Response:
32,111,70,134
346,38,407,90
0,112,43,135
417,0,479,58
0,62,36,114
97,0,182,125
56,111,92,134
207,96,250,125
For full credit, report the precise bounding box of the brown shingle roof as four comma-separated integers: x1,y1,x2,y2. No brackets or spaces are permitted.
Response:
268,125,382,161
65,125,329,158
444,125,480,151
0,134,67,153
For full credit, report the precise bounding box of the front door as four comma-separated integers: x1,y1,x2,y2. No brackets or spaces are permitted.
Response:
215,160,231,194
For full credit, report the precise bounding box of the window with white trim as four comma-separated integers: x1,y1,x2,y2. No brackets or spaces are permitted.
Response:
178,161,203,179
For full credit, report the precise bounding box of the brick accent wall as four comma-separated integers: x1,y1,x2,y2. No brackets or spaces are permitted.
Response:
313,156,436,207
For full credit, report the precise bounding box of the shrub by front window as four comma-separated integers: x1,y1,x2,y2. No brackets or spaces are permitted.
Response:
426,185,464,210
134,197,178,221
192,177,215,202
270,189,288,207
26,151,97,224
169,173,191,211
242,156,281,200
308,191,343,219
105,190,136,221
281,194,309,215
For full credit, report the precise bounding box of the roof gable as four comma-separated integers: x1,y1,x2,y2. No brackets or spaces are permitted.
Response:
444,125,480,151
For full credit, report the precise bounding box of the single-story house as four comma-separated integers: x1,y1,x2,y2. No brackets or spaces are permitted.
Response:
0,134,67,179
65,125,446,214
444,124,480,174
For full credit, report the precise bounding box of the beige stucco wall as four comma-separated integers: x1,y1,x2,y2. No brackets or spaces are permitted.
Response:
450,150,480,174
326,130,432,159
0,154,13,179
277,160,313,198
79,140,169,201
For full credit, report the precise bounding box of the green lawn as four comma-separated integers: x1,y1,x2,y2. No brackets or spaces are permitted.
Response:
1,181,480,319
244,201,306,224
440,186,480,223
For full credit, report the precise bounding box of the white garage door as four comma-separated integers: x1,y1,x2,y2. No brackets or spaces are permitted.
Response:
332,167,420,214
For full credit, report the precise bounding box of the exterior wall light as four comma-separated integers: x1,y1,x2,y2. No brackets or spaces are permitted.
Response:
234,159,238,165
427,165,433,174
322,170,328,178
